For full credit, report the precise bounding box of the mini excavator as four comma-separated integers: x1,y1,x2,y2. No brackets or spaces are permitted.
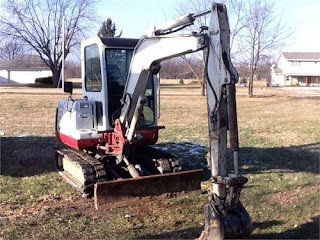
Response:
55,2,252,239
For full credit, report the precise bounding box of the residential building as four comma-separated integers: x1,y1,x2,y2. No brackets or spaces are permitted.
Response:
270,52,320,86
0,55,52,84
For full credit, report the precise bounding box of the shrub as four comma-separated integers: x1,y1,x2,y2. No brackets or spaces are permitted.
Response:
179,78,184,84
189,80,199,85
35,77,53,84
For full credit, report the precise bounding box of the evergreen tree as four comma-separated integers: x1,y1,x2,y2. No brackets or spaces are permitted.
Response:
97,18,122,37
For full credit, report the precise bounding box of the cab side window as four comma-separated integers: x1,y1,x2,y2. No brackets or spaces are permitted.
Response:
85,44,102,92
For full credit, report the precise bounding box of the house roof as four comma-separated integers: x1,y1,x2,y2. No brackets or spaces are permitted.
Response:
282,52,320,61
0,55,50,71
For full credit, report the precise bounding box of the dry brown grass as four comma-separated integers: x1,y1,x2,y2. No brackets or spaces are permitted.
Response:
0,84,319,239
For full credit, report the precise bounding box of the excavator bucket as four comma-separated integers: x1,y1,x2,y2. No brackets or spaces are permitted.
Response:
199,201,252,240
94,169,203,210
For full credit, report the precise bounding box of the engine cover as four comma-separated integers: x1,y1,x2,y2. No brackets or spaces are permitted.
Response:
56,98,103,149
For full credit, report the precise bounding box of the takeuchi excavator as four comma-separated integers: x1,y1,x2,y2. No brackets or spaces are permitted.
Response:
55,2,252,239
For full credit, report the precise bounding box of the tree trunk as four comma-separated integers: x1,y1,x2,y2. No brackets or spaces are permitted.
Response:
248,71,254,97
200,62,206,96
200,56,206,96
52,67,62,87
180,55,205,96
200,80,205,96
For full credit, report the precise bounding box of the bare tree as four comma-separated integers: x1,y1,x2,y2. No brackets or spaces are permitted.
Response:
0,40,26,59
65,60,81,78
175,0,289,97
161,56,202,79
0,0,97,86
225,0,247,53
175,0,247,96
175,0,212,96
235,0,290,97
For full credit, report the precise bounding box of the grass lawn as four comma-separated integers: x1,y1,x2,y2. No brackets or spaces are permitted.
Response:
0,84,319,239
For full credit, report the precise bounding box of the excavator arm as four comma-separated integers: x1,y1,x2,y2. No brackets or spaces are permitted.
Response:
113,3,252,239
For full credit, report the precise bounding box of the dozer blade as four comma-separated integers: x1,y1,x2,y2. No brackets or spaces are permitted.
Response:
94,169,203,210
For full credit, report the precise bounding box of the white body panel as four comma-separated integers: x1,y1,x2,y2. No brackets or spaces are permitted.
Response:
57,99,102,140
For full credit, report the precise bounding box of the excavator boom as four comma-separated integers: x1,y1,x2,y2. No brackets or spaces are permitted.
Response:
113,3,252,239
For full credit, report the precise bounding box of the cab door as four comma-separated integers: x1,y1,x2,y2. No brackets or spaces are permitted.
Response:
82,43,108,131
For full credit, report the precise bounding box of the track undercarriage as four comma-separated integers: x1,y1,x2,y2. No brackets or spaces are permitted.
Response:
55,146,202,209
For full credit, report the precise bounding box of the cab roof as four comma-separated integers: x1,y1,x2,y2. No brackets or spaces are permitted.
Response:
100,37,139,48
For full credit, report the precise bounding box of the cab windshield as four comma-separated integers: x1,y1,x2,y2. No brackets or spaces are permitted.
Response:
105,48,155,127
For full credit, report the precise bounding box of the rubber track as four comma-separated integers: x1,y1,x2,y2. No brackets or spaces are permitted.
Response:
69,149,107,182
56,148,106,195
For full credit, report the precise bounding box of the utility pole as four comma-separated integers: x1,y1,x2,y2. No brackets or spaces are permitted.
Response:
62,16,65,90
58,16,65,89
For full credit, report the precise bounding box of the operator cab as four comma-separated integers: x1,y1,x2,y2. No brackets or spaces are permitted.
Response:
81,37,157,132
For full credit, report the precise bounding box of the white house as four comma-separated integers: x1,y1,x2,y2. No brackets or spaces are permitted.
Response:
0,55,52,84
270,52,320,86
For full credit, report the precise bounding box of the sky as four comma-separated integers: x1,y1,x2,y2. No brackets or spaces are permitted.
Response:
0,0,319,55
95,0,179,38
95,0,320,53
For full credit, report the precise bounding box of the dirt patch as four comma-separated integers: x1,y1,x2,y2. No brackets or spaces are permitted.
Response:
0,194,97,223
41,195,101,219
269,184,319,206
0,190,193,227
